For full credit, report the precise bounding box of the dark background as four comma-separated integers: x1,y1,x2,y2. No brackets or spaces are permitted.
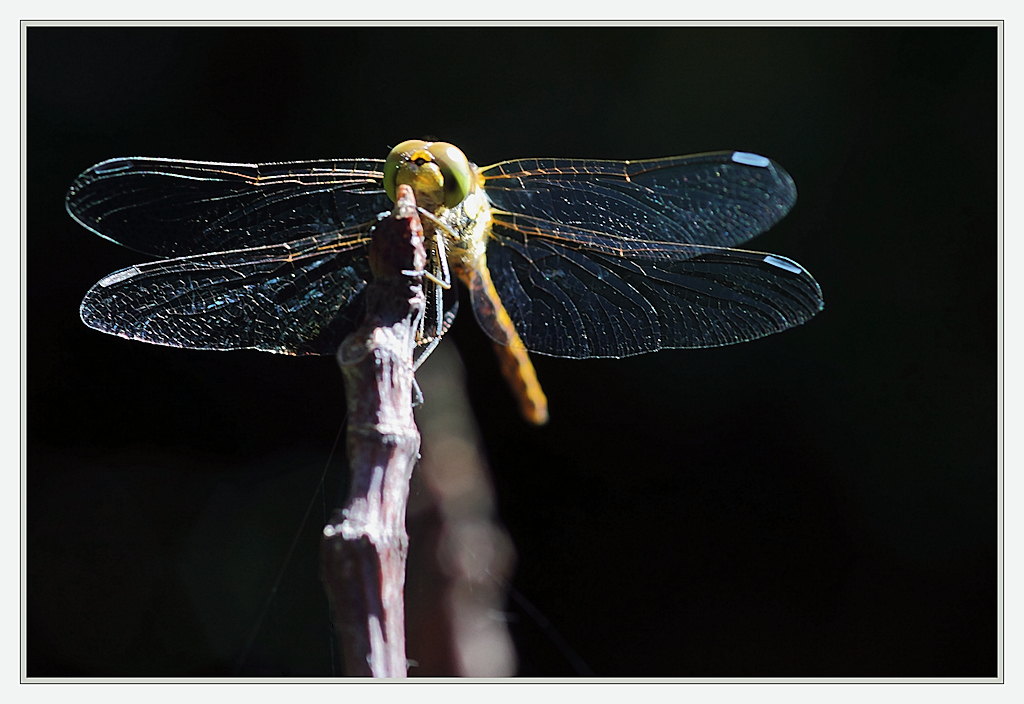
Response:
26,26,998,677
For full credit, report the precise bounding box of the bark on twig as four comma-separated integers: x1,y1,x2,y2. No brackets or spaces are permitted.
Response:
320,185,426,677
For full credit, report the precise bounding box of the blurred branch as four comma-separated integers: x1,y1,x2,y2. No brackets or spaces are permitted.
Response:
406,340,518,677
320,185,425,678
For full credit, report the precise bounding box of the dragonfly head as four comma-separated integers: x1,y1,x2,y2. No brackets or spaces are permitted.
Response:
384,139,472,210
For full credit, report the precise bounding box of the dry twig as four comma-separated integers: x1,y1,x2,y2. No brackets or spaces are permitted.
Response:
320,184,426,677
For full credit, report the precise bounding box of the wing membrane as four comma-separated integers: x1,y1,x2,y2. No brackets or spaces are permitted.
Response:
67,157,391,257
475,223,823,358
482,151,796,254
80,234,373,355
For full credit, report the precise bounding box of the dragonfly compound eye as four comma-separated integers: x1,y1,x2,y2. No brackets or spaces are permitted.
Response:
427,142,472,208
383,139,431,203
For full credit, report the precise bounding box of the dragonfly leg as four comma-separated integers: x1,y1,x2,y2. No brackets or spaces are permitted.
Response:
431,228,452,290
402,222,451,351
412,229,453,349
411,377,425,408
413,301,459,371
413,335,443,372
419,235,452,291
432,271,444,338
413,208,454,291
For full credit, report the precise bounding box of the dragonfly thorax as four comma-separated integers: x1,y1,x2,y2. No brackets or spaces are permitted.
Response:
437,185,492,277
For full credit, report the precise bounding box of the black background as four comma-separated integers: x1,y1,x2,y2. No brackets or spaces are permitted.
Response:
26,25,998,677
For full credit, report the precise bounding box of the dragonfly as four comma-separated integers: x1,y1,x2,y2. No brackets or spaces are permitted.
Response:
67,140,823,425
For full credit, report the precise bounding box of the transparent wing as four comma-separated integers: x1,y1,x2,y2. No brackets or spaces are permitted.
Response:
473,223,823,359
482,151,796,254
80,233,373,356
66,157,391,257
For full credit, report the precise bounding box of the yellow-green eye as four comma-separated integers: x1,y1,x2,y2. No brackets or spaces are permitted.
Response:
427,142,472,208
382,139,427,203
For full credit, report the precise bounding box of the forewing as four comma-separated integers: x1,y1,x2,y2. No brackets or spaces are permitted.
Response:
80,235,373,355
482,151,796,253
67,157,391,257
474,223,823,359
